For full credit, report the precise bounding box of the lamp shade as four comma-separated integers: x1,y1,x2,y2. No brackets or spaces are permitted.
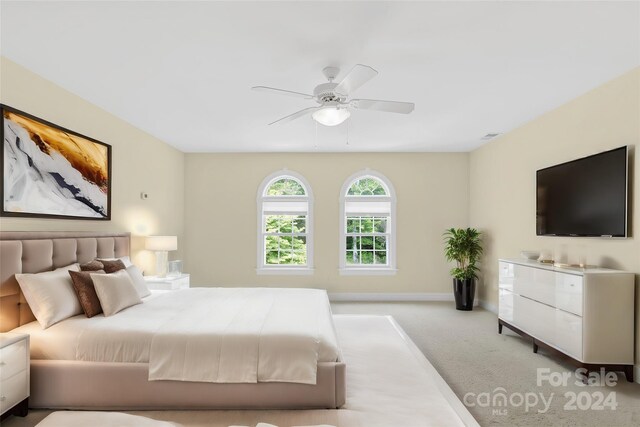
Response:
312,107,350,127
145,235,177,251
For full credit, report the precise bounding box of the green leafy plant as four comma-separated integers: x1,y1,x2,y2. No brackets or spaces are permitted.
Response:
443,228,483,280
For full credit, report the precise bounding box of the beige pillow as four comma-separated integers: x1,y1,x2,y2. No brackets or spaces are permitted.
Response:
16,264,82,329
92,270,142,316
125,265,151,298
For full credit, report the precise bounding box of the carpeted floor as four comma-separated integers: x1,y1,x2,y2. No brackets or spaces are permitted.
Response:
4,302,640,426
331,302,640,427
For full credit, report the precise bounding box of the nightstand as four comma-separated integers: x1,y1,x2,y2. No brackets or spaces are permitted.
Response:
144,273,190,290
0,333,29,420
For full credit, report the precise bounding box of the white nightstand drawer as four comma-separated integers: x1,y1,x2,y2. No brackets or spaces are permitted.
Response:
0,369,28,415
0,339,27,381
144,274,190,290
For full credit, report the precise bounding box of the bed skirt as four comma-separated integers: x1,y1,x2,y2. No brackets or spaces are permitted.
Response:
30,359,346,410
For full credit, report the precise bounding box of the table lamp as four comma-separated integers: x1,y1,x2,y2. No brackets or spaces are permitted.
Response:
145,236,177,277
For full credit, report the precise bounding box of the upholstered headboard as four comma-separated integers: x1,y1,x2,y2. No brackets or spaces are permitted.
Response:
0,231,130,332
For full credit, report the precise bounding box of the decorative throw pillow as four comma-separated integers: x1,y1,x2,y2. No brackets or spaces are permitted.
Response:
95,256,133,268
92,270,142,316
79,260,104,272
69,270,106,318
95,258,126,274
125,265,151,298
118,256,134,268
15,264,83,329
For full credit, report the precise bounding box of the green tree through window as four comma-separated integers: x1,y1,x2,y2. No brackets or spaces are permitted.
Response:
259,173,311,270
347,177,387,196
266,178,306,196
264,215,307,265
341,172,395,273
345,216,388,265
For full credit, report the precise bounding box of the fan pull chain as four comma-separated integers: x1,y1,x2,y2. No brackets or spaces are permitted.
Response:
346,118,350,146
314,120,318,150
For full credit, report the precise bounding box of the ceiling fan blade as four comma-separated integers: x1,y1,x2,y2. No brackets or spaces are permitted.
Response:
268,106,320,125
350,99,415,114
334,64,378,96
252,86,314,99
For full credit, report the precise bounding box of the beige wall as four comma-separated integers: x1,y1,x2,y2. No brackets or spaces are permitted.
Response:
469,68,639,359
184,153,469,293
0,57,185,274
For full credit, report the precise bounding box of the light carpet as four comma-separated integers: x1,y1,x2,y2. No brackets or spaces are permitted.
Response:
332,302,640,427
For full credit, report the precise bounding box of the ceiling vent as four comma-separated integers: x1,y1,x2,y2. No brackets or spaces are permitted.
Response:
481,133,500,140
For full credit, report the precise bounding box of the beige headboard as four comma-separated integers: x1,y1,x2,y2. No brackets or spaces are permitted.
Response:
0,231,130,332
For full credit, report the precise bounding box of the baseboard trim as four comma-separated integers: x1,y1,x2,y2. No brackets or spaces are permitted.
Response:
479,299,498,314
329,292,454,302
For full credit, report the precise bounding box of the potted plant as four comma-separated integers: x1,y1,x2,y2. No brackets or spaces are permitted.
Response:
443,228,483,311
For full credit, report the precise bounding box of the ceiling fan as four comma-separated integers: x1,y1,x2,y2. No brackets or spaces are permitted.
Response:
252,64,415,127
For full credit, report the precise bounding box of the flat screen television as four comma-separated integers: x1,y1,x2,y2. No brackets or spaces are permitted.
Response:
536,146,628,237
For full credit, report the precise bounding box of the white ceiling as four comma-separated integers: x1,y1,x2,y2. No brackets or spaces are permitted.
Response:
1,1,638,153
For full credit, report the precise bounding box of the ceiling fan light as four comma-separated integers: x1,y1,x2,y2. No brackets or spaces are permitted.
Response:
312,107,350,127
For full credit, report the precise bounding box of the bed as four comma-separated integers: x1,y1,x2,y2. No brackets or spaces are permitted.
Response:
0,231,346,410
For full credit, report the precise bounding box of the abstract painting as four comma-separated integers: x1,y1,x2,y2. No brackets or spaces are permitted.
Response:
1,105,111,220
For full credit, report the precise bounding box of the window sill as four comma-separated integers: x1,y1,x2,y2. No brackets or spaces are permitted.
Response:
256,267,315,276
339,268,398,276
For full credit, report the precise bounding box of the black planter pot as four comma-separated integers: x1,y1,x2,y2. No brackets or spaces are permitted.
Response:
453,278,475,311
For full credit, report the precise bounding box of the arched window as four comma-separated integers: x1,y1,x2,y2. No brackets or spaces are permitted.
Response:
339,170,396,275
256,170,313,274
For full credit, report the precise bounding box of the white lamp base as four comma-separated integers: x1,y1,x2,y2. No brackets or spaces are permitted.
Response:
155,251,169,277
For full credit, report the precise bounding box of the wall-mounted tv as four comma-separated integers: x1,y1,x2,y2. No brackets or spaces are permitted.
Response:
536,146,628,237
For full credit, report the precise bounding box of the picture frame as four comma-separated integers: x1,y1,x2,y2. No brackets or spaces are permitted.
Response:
1,104,112,220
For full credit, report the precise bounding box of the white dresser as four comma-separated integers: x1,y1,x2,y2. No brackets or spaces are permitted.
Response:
144,274,190,291
0,333,29,420
498,259,635,381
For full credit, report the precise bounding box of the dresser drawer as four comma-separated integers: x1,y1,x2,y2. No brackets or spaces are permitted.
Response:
0,369,28,415
555,309,583,360
498,288,514,323
513,294,556,343
555,273,583,316
513,264,555,307
498,262,514,292
0,339,27,381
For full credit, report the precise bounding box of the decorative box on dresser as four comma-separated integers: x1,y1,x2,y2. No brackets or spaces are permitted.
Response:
498,259,635,382
144,273,190,291
0,333,29,420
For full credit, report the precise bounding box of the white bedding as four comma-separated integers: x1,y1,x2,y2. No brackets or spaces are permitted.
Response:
14,288,340,385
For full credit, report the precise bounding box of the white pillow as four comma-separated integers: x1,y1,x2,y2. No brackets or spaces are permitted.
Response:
92,270,142,316
125,265,151,298
16,263,82,329
119,256,133,268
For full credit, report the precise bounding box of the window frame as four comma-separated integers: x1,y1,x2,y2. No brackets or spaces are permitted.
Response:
339,170,397,275
256,170,314,275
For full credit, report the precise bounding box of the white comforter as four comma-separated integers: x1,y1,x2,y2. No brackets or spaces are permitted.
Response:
16,288,340,385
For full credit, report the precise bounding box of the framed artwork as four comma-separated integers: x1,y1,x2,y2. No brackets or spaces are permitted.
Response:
1,104,111,220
